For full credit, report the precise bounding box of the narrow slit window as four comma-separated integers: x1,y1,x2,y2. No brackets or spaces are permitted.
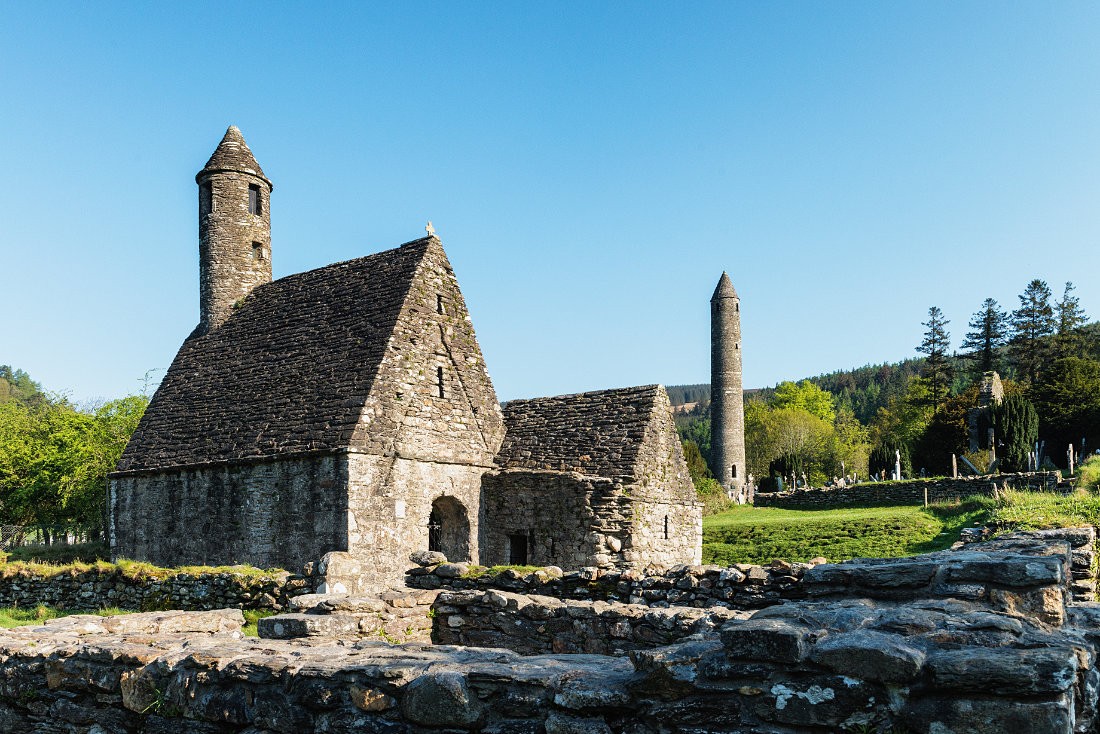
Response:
248,184,261,215
251,242,264,261
200,183,212,215
436,294,445,314
732,465,737,478
663,515,670,540
437,366,445,398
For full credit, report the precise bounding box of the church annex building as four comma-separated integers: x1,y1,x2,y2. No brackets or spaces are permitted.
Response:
108,127,702,586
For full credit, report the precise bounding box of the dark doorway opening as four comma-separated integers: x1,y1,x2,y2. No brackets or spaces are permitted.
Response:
507,534,528,565
427,496,471,562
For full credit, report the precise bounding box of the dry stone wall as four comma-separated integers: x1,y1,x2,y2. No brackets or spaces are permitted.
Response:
754,470,1063,509
431,588,751,654
0,566,312,612
408,557,813,609
3,536,1100,732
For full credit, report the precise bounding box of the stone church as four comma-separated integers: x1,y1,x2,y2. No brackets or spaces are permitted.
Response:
108,127,701,586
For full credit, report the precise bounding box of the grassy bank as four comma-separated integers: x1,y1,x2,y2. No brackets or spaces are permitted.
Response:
0,605,131,629
702,490,1100,565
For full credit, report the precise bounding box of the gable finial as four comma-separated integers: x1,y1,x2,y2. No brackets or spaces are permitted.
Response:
425,220,436,237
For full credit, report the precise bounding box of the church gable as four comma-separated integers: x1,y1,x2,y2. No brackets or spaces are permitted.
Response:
351,237,505,466
632,386,697,501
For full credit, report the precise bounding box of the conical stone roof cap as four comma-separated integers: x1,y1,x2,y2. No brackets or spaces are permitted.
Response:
196,126,272,187
711,271,738,300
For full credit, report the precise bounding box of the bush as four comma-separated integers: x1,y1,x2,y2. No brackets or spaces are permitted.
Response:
695,477,735,516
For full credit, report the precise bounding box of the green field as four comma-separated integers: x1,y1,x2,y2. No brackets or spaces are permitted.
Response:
702,490,1100,565
702,501,988,565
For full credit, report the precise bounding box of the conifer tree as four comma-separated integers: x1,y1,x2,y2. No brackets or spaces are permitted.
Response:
1010,279,1056,384
1054,281,1088,359
916,306,952,413
960,298,1007,376
990,394,1038,472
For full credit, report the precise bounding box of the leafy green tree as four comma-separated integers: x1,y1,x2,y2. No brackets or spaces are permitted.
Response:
961,298,1007,376
916,306,952,413
911,389,972,476
770,380,837,422
1054,282,1089,359
991,394,1039,472
1031,357,1100,463
1010,279,1056,384
0,366,43,405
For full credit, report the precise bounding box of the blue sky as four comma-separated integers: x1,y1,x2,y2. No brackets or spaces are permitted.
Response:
2,3,1099,403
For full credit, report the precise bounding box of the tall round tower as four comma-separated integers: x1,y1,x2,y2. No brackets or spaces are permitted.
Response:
196,126,273,332
710,272,747,502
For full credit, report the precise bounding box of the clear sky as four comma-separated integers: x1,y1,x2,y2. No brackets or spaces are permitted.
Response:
2,3,1099,404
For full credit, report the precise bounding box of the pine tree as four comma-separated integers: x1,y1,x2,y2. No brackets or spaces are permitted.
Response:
916,306,952,413
991,394,1038,472
1010,279,1056,384
1054,281,1089,359
960,298,1007,376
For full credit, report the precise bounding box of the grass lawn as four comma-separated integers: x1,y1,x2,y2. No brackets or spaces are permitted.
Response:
702,490,1100,565
0,605,132,628
702,500,989,565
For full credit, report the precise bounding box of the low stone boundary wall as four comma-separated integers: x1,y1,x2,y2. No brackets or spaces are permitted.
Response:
0,537,1097,733
0,565,313,612
753,470,1063,509
431,589,750,654
407,559,811,610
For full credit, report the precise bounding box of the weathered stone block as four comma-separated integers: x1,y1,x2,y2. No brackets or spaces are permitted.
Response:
720,619,811,663
809,629,925,683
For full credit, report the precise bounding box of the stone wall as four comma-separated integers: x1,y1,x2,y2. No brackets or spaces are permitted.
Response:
109,454,349,572
0,566,311,612
431,588,749,654
408,555,811,609
754,470,1063,509
2,536,1099,733
409,526,1100,608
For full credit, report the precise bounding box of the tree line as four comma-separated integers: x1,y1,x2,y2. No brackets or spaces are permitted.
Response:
677,278,1100,487
0,366,148,539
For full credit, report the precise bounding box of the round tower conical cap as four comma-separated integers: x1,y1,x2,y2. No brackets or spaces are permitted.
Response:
196,126,272,188
711,271,738,300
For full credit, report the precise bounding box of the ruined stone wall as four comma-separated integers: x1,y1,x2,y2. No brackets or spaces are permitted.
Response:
411,526,1099,608
432,588,747,654
3,536,1099,733
345,453,487,590
0,567,311,612
409,554,810,608
754,470,1063,509
109,454,349,572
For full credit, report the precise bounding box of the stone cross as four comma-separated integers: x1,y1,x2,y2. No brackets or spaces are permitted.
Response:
425,221,436,236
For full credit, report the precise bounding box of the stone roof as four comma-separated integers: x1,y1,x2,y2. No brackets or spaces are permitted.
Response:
197,126,271,187
495,385,663,479
117,238,434,472
712,271,737,300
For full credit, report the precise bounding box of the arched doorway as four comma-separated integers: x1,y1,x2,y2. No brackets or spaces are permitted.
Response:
427,496,471,562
